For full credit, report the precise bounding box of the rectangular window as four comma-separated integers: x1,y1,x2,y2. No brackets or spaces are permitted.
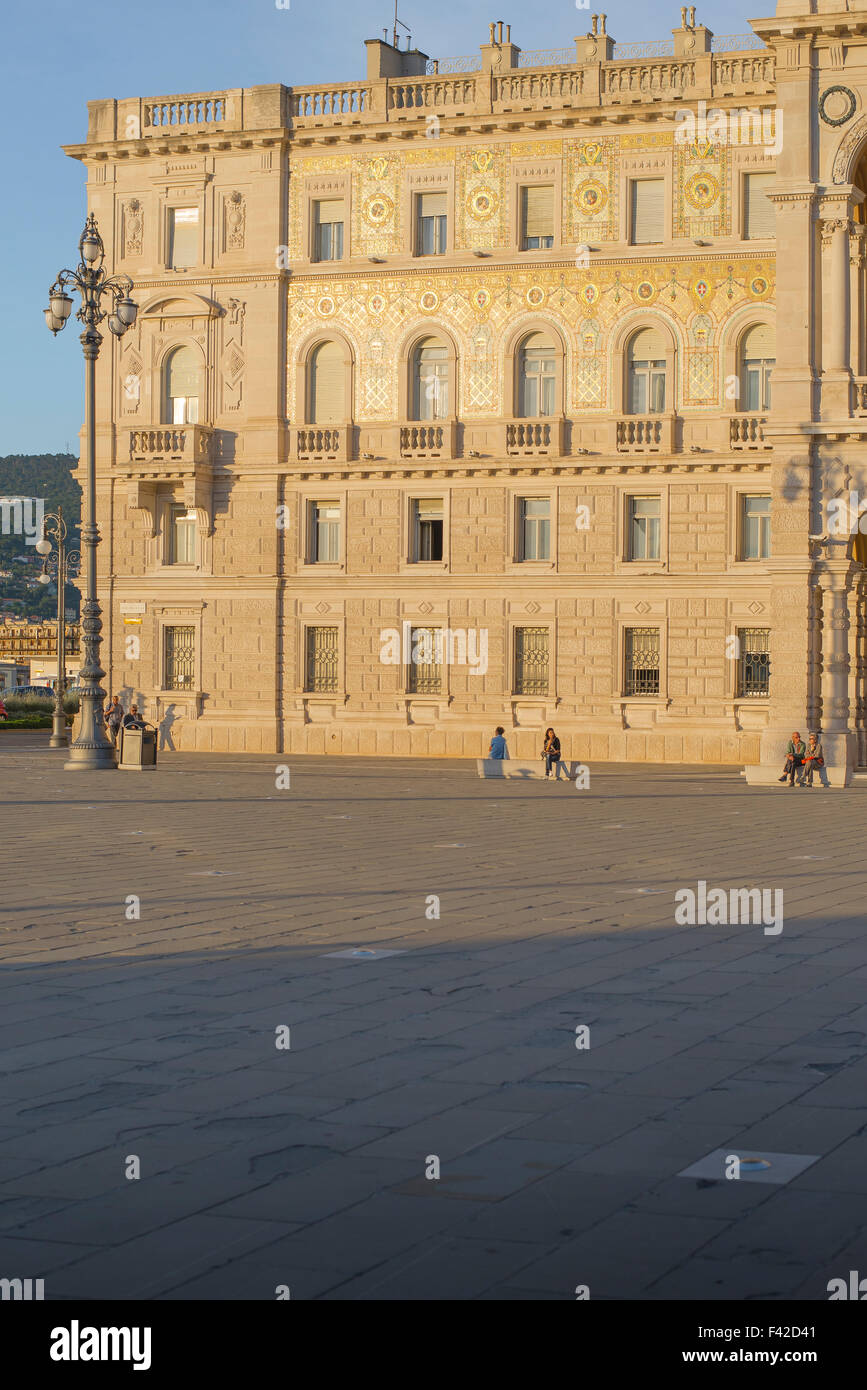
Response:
630,179,664,245
305,626,339,693
314,199,345,262
407,627,443,694
169,505,196,565
519,497,551,560
741,495,771,560
416,192,447,256
310,502,341,563
521,185,555,249
624,627,660,696
744,172,775,240
514,627,549,696
737,627,770,697
413,498,444,562
169,208,199,269
628,497,661,561
164,625,195,691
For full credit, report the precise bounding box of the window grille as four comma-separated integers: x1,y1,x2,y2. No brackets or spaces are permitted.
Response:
624,627,660,695
305,625,339,692
738,627,770,697
164,625,195,691
407,627,443,694
514,626,549,695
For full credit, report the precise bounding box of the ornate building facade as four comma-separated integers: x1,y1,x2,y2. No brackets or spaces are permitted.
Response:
63,3,867,780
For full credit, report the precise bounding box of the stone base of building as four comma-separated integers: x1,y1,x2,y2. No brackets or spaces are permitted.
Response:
144,715,764,764
744,730,858,788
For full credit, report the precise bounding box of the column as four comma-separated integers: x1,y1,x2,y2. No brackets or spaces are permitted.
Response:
825,219,851,373
815,560,859,784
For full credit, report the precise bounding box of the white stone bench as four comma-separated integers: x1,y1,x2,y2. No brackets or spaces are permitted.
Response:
476,758,581,780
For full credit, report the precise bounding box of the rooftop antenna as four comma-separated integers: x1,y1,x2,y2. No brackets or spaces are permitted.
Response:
392,0,411,50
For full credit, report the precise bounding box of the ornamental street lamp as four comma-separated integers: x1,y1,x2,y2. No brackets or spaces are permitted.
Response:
44,215,137,771
36,505,81,750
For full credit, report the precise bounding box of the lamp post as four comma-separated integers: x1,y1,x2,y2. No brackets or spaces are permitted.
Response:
36,505,80,750
44,215,137,770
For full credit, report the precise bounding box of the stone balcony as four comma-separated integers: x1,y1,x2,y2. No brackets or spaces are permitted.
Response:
124,426,215,528
851,378,867,417
613,415,675,454
293,426,352,463
728,413,771,450
504,418,565,458
399,421,457,460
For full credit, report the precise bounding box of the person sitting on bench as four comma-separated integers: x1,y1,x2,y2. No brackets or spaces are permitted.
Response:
778,731,806,787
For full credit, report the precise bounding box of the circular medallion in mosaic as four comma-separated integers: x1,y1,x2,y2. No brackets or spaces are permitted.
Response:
634,280,657,304
367,292,386,316
690,278,710,302
526,286,546,308
363,194,394,227
819,85,857,127
575,179,608,216
748,274,770,299
316,295,336,317
472,287,492,313
419,290,440,313
684,171,721,211
581,283,600,306
467,186,499,221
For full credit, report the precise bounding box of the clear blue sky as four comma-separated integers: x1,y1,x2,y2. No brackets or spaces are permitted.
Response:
0,0,760,456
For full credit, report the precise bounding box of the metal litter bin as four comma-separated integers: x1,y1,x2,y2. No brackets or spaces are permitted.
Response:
118,722,158,770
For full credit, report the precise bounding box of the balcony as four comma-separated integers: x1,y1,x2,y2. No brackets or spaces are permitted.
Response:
729,414,770,450
294,426,351,463
505,418,565,458
851,379,867,417
128,425,215,468
399,421,456,460
614,415,674,454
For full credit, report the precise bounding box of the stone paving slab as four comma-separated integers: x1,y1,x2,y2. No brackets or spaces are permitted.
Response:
2,738,867,1300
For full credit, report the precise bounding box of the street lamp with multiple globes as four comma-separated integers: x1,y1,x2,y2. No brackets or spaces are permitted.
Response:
36,505,81,750
44,215,137,770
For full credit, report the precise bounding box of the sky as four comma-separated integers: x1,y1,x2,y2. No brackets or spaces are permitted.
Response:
0,0,762,456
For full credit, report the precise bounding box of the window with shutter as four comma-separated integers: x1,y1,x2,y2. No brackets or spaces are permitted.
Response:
631,180,664,245
314,199,345,261
164,346,202,425
309,341,345,424
522,186,555,249
744,173,775,240
169,208,199,269
417,192,448,255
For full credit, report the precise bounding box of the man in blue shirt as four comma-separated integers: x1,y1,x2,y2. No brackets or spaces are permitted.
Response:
489,726,509,760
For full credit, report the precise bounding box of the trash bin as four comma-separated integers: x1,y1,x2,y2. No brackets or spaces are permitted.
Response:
118,722,158,770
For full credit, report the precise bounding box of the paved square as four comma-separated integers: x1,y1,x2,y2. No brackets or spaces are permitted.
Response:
2,738,867,1301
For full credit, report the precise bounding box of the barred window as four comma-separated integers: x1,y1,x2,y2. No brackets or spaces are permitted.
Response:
164,625,195,691
514,626,549,696
737,627,770,697
407,627,443,694
305,626,339,693
624,627,660,696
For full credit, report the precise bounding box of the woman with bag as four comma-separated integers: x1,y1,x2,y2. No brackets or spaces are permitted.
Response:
542,728,562,781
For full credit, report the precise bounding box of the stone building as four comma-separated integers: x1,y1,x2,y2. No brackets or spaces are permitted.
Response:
61,2,867,780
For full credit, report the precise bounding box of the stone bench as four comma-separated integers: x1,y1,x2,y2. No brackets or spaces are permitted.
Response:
476,758,581,780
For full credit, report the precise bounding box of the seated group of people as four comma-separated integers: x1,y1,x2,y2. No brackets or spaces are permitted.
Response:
780,731,824,787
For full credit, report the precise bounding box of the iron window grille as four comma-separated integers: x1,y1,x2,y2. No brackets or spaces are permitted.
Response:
624,627,660,696
164,625,195,691
407,627,443,694
305,625,339,693
737,627,770,697
514,626,549,695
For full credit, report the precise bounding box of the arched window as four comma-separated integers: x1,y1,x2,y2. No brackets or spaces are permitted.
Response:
163,346,202,425
517,333,557,417
627,328,667,414
740,324,775,412
412,338,449,421
308,340,346,424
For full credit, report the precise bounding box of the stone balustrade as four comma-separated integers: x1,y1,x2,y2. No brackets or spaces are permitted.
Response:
614,415,674,454
504,418,565,458
851,379,867,417
729,413,770,450
294,426,351,462
399,422,456,459
128,426,214,467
